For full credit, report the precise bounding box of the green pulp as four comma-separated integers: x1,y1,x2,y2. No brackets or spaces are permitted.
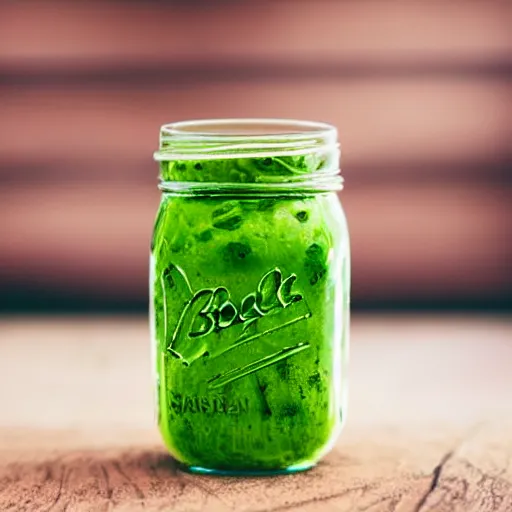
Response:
150,156,350,472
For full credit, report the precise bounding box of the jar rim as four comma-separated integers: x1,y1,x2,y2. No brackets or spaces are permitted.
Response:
155,118,339,161
155,118,342,193
161,118,336,140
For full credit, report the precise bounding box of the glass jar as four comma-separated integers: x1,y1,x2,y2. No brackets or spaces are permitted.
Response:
150,119,350,475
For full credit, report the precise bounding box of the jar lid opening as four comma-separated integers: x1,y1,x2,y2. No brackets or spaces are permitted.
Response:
155,118,339,162
161,118,336,139
154,118,342,193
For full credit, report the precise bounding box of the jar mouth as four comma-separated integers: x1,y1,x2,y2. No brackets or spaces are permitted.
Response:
161,118,336,139
154,118,342,193
154,118,339,160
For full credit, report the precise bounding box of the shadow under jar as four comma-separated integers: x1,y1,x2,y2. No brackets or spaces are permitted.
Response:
150,119,350,475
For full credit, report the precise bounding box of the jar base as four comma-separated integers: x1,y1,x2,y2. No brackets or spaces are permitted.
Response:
183,461,316,476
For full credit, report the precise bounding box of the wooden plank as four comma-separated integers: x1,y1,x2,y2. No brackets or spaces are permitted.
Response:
0,436,462,511
0,182,509,304
0,1,510,70
415,424,512,511
0,79,509,177
0,317,511,510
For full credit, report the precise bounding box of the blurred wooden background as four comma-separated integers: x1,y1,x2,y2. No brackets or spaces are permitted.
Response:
0,0,510,311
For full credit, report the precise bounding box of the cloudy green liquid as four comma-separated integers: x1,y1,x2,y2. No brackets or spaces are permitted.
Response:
150,157,349,473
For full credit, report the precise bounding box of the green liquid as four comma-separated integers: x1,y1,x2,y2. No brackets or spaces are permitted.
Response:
150,157,350,473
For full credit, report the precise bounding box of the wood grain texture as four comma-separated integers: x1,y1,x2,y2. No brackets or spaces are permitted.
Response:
1,79,509,176
0,316,511,511
1,1,509,69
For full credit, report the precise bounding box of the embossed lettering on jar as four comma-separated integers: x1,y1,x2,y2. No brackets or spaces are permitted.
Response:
150,119,350,475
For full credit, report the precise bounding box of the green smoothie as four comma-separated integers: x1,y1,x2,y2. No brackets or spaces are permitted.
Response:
151,146,349,473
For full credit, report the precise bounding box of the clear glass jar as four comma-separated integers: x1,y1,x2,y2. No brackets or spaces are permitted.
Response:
150,119,350,475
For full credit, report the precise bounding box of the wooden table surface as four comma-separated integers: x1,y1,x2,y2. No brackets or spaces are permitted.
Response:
0,315,511,511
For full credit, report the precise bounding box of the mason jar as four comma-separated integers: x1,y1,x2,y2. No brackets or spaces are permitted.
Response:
150,119,350,475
